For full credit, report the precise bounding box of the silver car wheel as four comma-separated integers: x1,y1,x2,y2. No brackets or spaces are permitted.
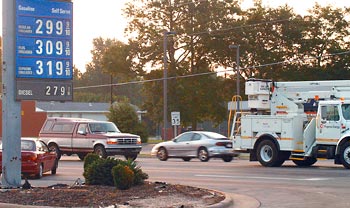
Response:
198,148,209,162
157,147,168,161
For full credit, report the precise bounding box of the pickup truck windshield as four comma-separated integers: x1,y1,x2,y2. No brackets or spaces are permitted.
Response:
342,104,350,120
89,122,120,133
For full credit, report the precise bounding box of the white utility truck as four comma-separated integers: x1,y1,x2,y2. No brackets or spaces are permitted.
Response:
230,78,350,168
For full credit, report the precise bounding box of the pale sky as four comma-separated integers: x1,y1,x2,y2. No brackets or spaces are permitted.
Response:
1,0,349,72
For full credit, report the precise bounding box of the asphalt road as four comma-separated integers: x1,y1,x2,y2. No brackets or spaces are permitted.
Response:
24,152,350,208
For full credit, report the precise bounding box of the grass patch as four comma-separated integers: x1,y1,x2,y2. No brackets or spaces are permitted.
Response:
146,139,163,144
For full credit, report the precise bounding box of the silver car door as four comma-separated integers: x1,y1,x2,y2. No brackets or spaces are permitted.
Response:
169,132,193,156
188,133,202,156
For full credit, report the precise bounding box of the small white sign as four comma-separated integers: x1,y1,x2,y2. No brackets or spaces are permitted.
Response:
171,111,180,126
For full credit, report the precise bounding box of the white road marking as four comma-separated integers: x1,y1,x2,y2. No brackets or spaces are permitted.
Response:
195,174,331,181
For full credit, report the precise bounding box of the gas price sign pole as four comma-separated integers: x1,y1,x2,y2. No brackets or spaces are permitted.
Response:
1,0,73,187
16,0,73,101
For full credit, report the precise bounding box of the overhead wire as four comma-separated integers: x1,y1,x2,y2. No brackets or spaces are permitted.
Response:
74,50,350,90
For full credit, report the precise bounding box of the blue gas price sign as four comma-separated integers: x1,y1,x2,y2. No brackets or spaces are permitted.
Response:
16,0,72,79
15,0,73,101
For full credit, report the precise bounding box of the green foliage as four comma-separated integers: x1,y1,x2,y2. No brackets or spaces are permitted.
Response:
112,164,135,190
133,122,149,143
124,1,350,130
119,160,149,185
83,153,101,172
83,156,148,187
75,1,350,135
107,101,149,142
83,157,122,186
73,37,143,104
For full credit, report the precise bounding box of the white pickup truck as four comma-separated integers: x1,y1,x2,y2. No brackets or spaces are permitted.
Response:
39,117,142,160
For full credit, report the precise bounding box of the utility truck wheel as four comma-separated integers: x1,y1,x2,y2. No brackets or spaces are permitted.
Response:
257,140,281,167
292,157,317,167
340,142,350,169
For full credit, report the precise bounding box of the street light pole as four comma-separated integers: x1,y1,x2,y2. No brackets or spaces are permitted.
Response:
110,75,113,104
229,44,240,111
163,31,176,141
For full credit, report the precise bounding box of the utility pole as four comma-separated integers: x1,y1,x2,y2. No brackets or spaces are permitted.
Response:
2,0,22,187
229,44,240,111
163,31,176,141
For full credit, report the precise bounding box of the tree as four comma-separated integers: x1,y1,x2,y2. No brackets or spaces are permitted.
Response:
73,37,143,104
296,4,350,80
73,38,115,102
124,0,241,130
107,101,149,142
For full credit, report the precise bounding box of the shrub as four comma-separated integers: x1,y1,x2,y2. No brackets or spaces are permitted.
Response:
112,164,135,190
83,156,148,188
83,157,122,186
83,153,101,171
119,160,148,185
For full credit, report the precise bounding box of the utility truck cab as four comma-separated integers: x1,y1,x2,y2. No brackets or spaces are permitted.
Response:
230,79,350,168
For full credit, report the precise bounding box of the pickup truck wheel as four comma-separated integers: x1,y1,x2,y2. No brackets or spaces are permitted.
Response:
51,159,58,175
124,154,138,161
257,140,281,167
36,164,43,179
78,153,87,161
94,145,107,158
340,141,350,169
49,144,61,160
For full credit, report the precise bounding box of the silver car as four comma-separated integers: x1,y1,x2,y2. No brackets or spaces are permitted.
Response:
151,131,238,162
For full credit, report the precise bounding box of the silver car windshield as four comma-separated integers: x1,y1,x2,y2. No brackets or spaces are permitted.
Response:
89,122,120,133
201,132,229,140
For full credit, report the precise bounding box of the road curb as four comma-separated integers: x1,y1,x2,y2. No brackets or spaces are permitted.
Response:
230,193,261,208
208,192,234,208
0,191,260,208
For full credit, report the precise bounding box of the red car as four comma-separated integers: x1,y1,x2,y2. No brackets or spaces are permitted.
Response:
0,138,58,179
